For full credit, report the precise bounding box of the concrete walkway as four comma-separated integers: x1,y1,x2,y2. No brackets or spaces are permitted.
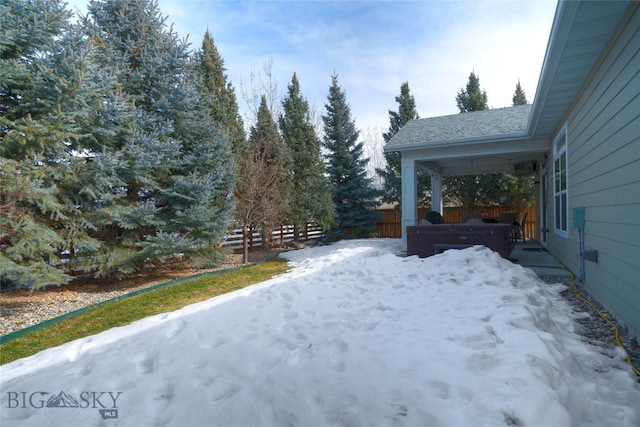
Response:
399,239,573,282
510,240,572,281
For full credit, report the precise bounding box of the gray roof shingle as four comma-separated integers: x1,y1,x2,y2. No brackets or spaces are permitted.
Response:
386,104,532,149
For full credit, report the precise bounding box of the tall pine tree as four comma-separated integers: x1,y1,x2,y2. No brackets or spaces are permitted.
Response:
322,74,380,241
505,79,534,220
447,71,500,212
195,29,246,158
1,0,126,288
85,0,235,274
376,82,430,207
279,73,334,241
455,71,488,113
512,79,528,105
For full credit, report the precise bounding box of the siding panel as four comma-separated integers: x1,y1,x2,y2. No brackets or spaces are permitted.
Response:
588,220,640,246
550,3,640,337
571,152,640,199
570,100,640,180
571,182,640,207
586,221,640,266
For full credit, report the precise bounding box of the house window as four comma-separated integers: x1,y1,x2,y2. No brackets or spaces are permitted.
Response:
553,124,568,237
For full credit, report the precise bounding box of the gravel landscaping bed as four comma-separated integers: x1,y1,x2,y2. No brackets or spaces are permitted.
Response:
552,276,640,378
0,250,281,337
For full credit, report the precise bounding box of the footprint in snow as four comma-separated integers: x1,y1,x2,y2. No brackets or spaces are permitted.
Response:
135,353,157,374
165,319,186,338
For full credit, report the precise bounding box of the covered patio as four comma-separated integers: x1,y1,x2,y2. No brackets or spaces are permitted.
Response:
383,0,640,358
384,0,632,253
384,103,547,247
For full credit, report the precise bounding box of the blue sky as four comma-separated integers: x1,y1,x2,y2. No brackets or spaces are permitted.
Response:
68,0,557,134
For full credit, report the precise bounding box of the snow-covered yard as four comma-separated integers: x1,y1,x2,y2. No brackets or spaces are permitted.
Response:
1,239,638,426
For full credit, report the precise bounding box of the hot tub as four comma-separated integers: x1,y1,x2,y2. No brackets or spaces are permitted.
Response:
406,223,512,259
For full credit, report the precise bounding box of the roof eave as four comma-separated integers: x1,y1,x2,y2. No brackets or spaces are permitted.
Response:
384,131,530,153
527,0,578,136
528,0,631,138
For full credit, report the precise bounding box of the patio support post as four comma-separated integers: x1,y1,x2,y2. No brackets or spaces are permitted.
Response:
401,155,417,246
431,172,443,214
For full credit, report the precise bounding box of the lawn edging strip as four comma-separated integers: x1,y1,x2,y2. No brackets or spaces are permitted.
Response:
0,254,283,345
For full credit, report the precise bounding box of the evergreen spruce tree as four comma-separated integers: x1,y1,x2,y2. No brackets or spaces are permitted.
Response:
85,0,235,274
195,29,247,158
322,74,380,240
194,29,252,257
505,79,533,218
447,71,501,211
376,82,430,207
512,79,528,105
455,71,488,113
279,73,334,241
1,0,126,288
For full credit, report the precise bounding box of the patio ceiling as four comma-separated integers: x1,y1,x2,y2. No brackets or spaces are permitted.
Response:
385,0,632,178
415,143,547,176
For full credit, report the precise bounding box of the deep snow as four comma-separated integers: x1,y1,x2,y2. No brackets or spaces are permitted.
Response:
1,239,638,426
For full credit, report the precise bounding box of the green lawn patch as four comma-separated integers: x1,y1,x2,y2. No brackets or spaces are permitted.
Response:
0,258,289,365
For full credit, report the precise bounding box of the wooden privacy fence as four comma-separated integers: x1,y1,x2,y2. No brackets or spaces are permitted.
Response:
48,223,323,280
376,206,537,239
221,223,325,251
223,207,536,250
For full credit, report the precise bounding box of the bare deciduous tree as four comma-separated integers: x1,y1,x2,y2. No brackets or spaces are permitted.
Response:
234,143,290,263
240,59,281,126
361,126,386,189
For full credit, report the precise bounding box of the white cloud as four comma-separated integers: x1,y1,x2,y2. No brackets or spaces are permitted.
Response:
400,1,555,119
64,0,557,135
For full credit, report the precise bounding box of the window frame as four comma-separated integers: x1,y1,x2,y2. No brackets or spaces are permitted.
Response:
552,123,569,238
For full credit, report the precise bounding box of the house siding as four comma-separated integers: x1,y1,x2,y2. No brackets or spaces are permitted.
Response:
546,3,640,338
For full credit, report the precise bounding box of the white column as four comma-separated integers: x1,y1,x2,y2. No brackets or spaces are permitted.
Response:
401,155,417,246
430,172,443,214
